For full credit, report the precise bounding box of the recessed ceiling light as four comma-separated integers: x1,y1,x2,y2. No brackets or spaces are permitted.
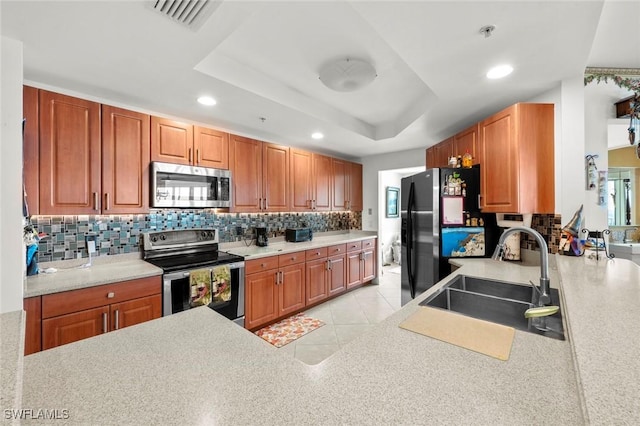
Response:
486,65,513,79
311,132,324,140
197,96,217,106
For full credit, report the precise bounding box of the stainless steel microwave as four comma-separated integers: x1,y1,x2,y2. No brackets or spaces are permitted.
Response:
151,161,231,208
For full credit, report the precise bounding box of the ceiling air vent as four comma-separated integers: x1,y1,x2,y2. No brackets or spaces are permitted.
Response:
150,0,219,31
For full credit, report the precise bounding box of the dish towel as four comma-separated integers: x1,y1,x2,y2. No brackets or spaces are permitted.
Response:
212,265,232,302
189,269,212,307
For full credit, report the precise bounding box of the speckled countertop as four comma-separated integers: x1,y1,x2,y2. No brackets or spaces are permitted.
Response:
221,230,378,259
17,253,640,424
0,310,25,423
24,253,163,298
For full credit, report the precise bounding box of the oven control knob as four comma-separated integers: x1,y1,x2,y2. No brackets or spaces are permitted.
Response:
207,231,214,239
160,234,166,241
150,236,158,243
201,231,207,240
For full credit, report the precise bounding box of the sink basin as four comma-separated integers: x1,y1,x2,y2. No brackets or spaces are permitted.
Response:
419,275,565,340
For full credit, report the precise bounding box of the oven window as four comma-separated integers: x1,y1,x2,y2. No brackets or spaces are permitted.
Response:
169,268,240,320
155,171,218,202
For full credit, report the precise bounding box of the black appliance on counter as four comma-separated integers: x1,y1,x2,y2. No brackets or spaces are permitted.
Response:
256,227,269,247
285,227,313,243
400,167,499,306
142,229,245,326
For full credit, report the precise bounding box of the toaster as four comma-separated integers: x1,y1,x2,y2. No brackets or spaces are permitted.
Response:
285,228,313,243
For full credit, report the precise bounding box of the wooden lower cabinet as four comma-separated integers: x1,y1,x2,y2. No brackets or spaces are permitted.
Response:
327,254,346,297
305,258,329,305
346,238,377,289
245,254,305,330
43,306,109,350
37,276,161,352
346,251,363,289
23,297,42,355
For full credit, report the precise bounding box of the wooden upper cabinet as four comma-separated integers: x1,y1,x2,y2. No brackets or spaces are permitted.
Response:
453,124,479,165
262,142,289,212
290,148,313,211
312,153,332,211
426,146,437,169
102,105,150,214
39,90,101,215
331,157,349,210
150,117,194,165
230,135,262,212
479,103,554,214
194,126,229,169
434,137,454,168
349,162,363,211
23,86,40,215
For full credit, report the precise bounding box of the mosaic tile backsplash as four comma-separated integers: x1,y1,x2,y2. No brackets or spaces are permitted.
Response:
501,213,562,254
31,210,362,263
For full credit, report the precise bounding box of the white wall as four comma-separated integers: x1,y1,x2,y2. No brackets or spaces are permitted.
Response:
0,36,25,313
378,171,403,264
359,147,425,231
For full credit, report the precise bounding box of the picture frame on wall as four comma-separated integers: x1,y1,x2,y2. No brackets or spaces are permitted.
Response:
386,187,399,218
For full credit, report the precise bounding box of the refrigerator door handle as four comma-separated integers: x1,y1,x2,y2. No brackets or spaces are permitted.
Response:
407,181,416,299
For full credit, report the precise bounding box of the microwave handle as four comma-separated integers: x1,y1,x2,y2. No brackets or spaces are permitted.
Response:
218,178,222,201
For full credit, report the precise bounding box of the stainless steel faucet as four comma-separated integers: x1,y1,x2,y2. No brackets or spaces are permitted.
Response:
491,226,551,306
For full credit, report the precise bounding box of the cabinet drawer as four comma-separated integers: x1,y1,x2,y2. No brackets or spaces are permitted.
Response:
306,247,328,261
327,244,346,256
246,256,279,275
362,239,376,251
346,241,362,252
278,251,305,267
42,276,161,319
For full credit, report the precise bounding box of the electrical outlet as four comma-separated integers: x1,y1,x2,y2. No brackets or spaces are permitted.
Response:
86,234,97,254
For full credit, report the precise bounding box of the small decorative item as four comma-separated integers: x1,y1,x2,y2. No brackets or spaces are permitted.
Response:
386,187,399,218
585,154,598,190
462,151,473,168
579,229,614,260
597,170,608,205
559,205,584,256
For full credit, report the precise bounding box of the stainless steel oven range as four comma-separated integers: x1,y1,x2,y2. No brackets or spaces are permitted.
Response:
142,229,245,327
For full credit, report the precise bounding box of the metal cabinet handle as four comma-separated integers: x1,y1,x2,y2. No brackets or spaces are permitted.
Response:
188,148,193,163
114,310,119,330
279,271,284,284
107,292,115,299
275,271,280,285
264,198,268,210
196,149,200,164
102,313,108,333
93,192,99,211
104,193,110,211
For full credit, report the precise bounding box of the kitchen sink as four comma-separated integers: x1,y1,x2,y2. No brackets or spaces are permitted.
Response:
419,275,565,340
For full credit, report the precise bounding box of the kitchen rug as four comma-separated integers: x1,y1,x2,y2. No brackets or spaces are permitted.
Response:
399,306,515,361
255,313,325,348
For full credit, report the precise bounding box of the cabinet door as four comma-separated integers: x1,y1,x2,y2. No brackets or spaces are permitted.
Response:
312,153,332,211
346,251,362,289
110,294,161,331
305,258,328,305
426,147,437,169
23,86,40,215
245,270,279,330
194,126,229,169
102,105,150,214
23,296,42,355
290,148,313,211
327,254,346,297
479,107,518,212
349,162,363,211
331,157,349,211
453,124,479,165
230,135,262,212
42,306,109,350
263,142,289,212
361,249,376,282
279,263,305,316
434,137,454,167
39,90,101,214
151,116,193,165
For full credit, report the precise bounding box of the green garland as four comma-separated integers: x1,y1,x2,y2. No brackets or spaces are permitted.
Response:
583,73,640,93
584,68,639,120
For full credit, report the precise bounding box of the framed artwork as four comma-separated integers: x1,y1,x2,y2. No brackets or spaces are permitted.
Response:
386,187,399,218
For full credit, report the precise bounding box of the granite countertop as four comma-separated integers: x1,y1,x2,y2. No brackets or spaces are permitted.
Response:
0,310,25,421
608,242,640,254
19,253,640,424
222,230,378,259
24,253,163,298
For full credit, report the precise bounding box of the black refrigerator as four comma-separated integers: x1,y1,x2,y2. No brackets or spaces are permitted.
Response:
400,166,498,306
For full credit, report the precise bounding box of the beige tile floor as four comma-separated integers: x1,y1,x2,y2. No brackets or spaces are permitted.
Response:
277,264,402,365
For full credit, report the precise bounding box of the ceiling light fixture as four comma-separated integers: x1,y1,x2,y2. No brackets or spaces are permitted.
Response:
197,96,217,106
486,65,514,79
311,132,324,140
318,58,377,92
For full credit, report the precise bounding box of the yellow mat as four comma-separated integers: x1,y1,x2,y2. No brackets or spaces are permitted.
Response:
399,306,515,361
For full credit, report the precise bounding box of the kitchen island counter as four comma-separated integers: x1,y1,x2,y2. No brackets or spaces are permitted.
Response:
15,255,639,424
